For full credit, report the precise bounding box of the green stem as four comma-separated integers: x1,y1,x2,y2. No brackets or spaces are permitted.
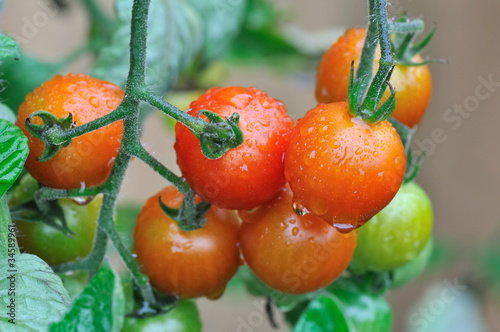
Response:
50,105,128,145
355,0,378,91
139,89,205,133
36,185,103,201
125,0,151,92
52,226,107,278
388,20,424,34
359,0,395,117
128,144,190,193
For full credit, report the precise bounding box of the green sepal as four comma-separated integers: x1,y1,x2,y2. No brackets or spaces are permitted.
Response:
158,195,210,231
403,150,424,184
365,80,396,123
25,110,75,162
9,199,75,237
347,61,368,118
196,110,244,160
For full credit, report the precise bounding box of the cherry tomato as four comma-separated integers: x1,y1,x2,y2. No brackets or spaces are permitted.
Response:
15,195,102,266
239,186,357,294
349,182,433,273
122,300,202,332
16,73,124,189
315,28,432,128
133,186,241,299
284,101,406,231
174,86,294,210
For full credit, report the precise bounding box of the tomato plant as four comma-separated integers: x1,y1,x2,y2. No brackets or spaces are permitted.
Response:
16,73,124,190
0,0,443,330
315,28,433,128
239,186,357,294
133,186,241,299
349,182,433,273
285,101,406,231
175,86,294,210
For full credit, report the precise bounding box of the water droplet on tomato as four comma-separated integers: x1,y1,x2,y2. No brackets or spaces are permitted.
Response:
72,197,93,206
89,96,100,108
355,147,363,155
292,227,299,236
329,139,341,149
79,91,87,99
67,84,76,93
332,223,356,234
293,202,309,216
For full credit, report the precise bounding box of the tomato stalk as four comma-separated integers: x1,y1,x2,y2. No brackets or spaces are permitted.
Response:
348,0,397,123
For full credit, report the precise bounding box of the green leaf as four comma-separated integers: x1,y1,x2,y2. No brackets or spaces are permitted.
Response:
0,253,72,331
327,278,392,332
0,33,20,61
186,0,246,62
0,54,60,111
293,294,349,332
92,0,203,95
0,103,16,124
0,119,29,198
50,262,126,332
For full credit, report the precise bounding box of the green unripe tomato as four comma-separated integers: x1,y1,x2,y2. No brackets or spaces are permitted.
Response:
391,238,433,288
122,300,202,332
9,173,40,206
350,182,433,273
15,195,101,266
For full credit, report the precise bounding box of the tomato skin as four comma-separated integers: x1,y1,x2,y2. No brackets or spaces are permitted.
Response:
315,28,432,128
16,73,124,189
15,195,102,266
133,186,241,299
174,86,294,210
350,182,433,273
284,102,406,231
239,186,357,295
122,300,202,332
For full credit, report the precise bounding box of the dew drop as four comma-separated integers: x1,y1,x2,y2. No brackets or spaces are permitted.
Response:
292,227,299,236
67,84,76,93
293,202,309,216
262,100,271,109
329,139,341,149
355,147,363,155
106,100,116,109
89,96,100,108
79,91,88,99
72,197,93,206
332,223,356,234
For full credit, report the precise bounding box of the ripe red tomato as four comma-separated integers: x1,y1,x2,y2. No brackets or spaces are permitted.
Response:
133,186,241,299
315,28,432,128
239,186,357,294
284,101,406,231
16,73,124,189
174,86,294,210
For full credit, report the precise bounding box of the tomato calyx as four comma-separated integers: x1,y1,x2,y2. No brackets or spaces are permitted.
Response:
10,199,75,237
387,117,424,183
390,14,440,67
194,109,244,160
25,110,75,162
158,187,210,231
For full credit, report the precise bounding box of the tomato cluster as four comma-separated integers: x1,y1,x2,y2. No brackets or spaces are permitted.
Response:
14,26,433,304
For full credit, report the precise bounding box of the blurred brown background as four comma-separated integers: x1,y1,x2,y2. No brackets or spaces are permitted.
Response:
2,0,500,331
